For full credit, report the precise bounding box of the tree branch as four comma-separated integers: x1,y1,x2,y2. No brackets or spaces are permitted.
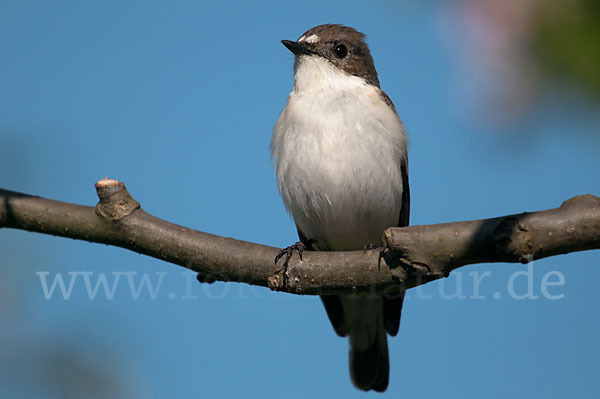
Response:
1,179,599,295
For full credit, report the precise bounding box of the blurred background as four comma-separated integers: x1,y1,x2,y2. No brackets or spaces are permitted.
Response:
1,0,599,398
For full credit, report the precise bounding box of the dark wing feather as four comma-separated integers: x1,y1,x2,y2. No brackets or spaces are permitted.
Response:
380,89,410,337
379,89,409,228
379,90,397,113
320,295,347,336
297,228,348,337
398,154,410,228
297,228,315,251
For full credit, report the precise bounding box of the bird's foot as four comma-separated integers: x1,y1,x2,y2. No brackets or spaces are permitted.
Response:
363,243,387,269
274,241,306,286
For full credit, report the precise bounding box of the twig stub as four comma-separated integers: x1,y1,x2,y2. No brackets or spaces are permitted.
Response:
94,178,140,221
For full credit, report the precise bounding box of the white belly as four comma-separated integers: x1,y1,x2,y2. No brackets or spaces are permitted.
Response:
271,73,406,251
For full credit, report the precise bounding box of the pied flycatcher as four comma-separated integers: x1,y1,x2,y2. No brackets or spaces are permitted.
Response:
271,24,409,392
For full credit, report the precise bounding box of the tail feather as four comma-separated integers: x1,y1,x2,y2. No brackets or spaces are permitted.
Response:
383,290,405,336
349,319,389,392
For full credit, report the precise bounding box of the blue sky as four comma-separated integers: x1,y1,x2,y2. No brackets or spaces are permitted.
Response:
1,1,600,398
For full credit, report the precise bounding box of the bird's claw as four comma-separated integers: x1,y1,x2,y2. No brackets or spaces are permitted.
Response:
363,243,387,269
274,242,306,285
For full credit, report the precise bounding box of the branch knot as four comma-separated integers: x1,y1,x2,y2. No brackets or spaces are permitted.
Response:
94,178,140,221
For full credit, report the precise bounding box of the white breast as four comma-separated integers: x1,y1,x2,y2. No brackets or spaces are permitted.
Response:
271,55,407,251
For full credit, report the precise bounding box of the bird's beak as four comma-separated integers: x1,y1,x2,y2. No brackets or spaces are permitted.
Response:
281,40,314,56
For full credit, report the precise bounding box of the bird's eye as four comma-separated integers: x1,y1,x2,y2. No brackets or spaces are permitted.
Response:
334,44,348,59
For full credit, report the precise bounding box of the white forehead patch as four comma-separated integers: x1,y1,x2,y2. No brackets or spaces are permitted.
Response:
298,34,319,44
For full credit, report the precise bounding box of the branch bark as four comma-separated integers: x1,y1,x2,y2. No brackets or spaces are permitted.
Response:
1,179,599,295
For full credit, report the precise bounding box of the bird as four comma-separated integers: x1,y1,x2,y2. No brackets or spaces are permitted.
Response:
270,24,409,392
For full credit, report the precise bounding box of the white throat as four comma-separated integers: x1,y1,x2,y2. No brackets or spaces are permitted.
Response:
292,55,368,95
